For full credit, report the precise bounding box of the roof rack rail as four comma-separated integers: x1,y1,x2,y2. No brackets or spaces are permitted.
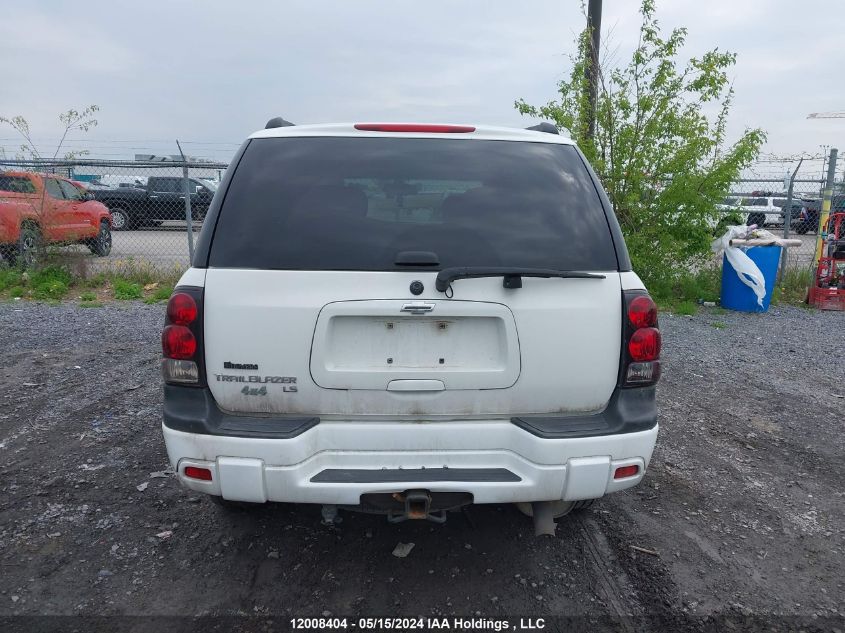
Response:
525,122,558,135
265,117,295,129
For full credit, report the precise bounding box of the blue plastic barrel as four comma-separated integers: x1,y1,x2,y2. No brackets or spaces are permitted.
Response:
721,245,782,312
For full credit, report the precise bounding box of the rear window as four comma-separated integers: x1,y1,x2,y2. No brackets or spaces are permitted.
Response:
209,137,617,271
0,175,36,194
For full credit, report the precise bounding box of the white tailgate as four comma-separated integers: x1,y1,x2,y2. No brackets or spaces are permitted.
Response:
203,270,622,417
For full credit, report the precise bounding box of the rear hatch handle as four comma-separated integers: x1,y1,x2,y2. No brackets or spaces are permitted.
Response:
435,267,606,292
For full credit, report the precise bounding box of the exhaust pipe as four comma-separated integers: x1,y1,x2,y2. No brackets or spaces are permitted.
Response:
531,501,557,537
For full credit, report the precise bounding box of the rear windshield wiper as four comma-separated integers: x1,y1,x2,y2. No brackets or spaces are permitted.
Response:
435,267,606,292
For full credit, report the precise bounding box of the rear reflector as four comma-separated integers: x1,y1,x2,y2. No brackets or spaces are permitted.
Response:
184,466,212,481
354,123,475,133
614,465,639,479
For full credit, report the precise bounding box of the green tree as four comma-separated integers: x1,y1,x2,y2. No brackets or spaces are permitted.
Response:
1,105,99,160
515,0,765,287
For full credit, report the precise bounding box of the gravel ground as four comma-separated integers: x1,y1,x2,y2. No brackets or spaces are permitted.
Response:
0,301,843,632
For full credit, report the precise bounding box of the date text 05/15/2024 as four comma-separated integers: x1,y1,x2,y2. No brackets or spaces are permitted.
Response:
289,618,546,631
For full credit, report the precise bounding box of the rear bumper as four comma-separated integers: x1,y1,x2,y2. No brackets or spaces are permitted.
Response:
162,418,659,505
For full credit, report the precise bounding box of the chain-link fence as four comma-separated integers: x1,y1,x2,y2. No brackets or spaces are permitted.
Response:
716,150,843,277
1,154,840,280
719,177,825,270
0,158,228,273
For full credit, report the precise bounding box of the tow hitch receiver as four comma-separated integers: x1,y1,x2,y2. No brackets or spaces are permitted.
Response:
387,490,447,524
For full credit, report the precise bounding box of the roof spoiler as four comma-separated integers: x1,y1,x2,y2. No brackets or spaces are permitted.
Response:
525,122,558,135
265,117,295,129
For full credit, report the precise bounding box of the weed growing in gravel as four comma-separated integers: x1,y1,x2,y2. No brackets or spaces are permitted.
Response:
113,279,143,300
712,321,727,329
675,300,697,315
0,259,182,304
0,267,24,292
772,267,813,306
650,267,719,312
29,267,72,300
143,285,174,304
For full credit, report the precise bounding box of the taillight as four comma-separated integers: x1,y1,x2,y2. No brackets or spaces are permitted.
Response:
628,328,661,361
162,325,196,359
627,295,658,329
354,123,476,133
622,291,661,387
162,287,205,386
167,292,197,325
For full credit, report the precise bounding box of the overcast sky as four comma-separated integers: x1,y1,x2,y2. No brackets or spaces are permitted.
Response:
1,0,843,174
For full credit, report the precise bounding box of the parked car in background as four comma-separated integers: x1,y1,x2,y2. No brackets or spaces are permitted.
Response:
90,176,215,230
774,196,804,225
791,195,845,234
0,172,112,266
717,195,783,227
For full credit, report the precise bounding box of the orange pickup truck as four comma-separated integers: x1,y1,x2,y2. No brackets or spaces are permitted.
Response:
0,171,112,266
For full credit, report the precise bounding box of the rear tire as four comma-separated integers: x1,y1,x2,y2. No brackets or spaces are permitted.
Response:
109,207,132,231
17,224,42,268
747,213,765,227
88,220,112,257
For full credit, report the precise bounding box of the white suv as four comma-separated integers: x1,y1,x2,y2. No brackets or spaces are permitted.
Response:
160,121,661,534
718,196,782,227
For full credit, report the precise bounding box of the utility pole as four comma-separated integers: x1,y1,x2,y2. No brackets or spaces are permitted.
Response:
585,0,602,139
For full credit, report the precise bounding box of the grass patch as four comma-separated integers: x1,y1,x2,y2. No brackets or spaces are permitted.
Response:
143,284,173,304
711,321,727,329
773,267,813,307
650,264,815,313
0,268,24,292
113,279,143,300
91,259,182,288
0,257,184,304
28,266,72,300
675,300,697,316
651,267,720,313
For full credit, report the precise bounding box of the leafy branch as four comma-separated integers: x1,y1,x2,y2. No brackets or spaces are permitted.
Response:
0,105,99,161
515,0,765,287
